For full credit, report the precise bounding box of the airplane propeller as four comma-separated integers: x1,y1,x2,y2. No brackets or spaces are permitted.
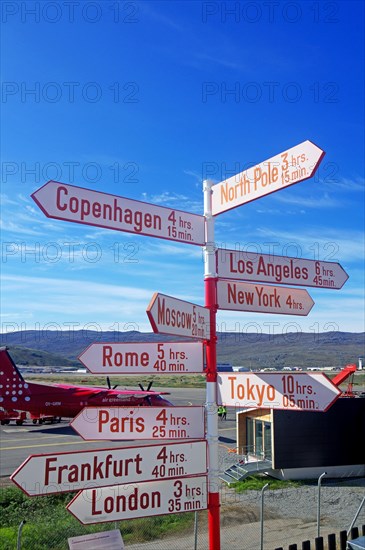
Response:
138,381,153,392
106,378,155,405
106,377,119,390
138,381,154,405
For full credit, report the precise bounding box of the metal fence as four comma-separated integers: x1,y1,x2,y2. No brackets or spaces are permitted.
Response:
3,457,365,549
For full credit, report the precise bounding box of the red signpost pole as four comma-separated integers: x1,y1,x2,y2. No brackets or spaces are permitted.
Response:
203,179,220,550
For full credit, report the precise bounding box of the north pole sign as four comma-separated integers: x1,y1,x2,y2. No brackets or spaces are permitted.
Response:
217,372,341,411
147,293,210,339
217,280,314,316
217,249,348,289
211,140,325,215
67,475,208,524
71,406,206,441
31,181,205,246
11,441,207,496
78,341,204,374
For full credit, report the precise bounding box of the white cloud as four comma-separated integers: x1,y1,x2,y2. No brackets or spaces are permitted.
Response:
0,194,18,206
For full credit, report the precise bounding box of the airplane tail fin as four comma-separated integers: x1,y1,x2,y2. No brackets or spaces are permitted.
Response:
0,347,31,403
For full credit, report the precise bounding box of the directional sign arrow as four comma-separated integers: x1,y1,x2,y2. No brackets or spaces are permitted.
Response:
217,372,341,412
78,341,204,374
217,249,349,289
31,181,205,246
217,280,314,316
71,406,206,441
147,293,210,339
10,440,207,496
212,140,325,215
67,475,208,525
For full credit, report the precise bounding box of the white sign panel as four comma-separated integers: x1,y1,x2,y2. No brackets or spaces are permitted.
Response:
217,249,349,289
218,372,341,411
68,529,124,550
217,280,314,316
32,181,205,246
11,440,207,496
78,342,204,374
147,293,210,339
67,475,208,524
71,406,206,441
212,140,325,215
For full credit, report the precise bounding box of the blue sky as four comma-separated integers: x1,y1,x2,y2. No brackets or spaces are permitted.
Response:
1,0,364,338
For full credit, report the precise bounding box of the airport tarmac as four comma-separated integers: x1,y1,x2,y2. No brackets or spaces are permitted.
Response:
0,387,237,479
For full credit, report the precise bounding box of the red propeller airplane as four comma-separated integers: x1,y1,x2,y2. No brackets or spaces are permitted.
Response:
0,347,173,424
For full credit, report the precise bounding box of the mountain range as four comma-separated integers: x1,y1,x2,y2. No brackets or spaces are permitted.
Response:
1,330,364,370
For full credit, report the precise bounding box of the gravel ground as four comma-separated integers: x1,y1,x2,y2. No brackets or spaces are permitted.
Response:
127,478,365,550
220,477,365,529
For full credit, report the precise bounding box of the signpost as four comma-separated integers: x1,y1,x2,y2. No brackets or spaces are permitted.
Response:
211,140,325,215
67,475,208,524
28,140,338,550
78,341,204,374
31,181,205,246
217,372,341,411
71,406,205,441
217,249,349,289
217,280,314,316
147,293,210,339
11,440,207,496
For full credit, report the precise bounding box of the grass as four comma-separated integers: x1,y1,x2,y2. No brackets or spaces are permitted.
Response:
0,486,196,549
229,475,304,493
29,371,365,391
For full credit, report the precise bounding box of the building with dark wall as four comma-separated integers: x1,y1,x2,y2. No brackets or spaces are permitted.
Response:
237,397,365,479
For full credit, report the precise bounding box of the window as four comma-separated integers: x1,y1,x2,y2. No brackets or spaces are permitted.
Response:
246,417,272,460
246,417,254,454
255,421,263,456
264,422,272,460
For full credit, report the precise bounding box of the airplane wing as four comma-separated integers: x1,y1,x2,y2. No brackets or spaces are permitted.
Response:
52,383,170,399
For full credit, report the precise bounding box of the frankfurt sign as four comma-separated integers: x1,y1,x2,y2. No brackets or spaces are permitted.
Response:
11,441,207,496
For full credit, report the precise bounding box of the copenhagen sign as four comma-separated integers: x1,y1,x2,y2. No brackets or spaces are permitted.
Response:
31,181,206,246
